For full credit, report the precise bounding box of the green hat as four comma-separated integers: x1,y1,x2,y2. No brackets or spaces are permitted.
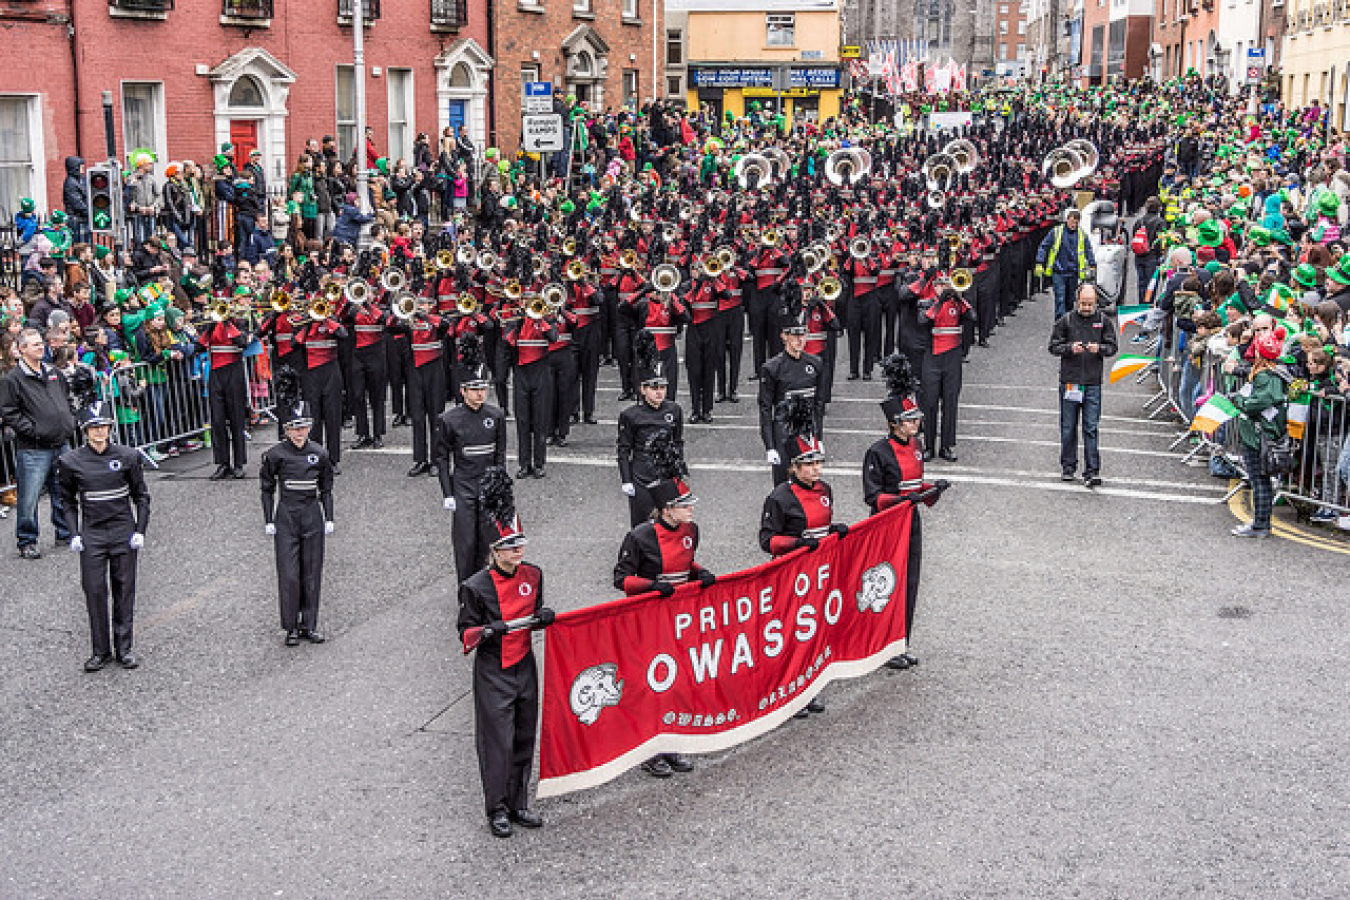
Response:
220,142,234,154
49,210,67,225
1203,260,1223,275
1195,219,1224,247
94,244,112,260
1326,256,1350,287
374,157,389,177
19,198,34,214
164,306,185,330
213,154,231,170
559,199,575,215
1267,283,1295,310
1318,191,1340,217
233,285,254,298
1292,262,1319,289
113,287,134,307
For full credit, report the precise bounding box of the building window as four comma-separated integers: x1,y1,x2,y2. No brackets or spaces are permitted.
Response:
1018,20,1025,33
387,68,413,165
622,0,638,18
666,75,682,97
431,0,467,27
574,0,590,12
335,65,357,160
623,69,639,104
521,64,541,102
0,96,40,222
121,82,164,165
222,0,273,18
338,0,381,19
1001,43,1011,60
766,13,795,47
666,29,683,66
1000,19,1008,32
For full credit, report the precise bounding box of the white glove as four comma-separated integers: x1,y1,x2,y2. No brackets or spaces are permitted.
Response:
264,523,277,536
69,535,84,554
324,521,335,535
443,496,456,512
129,533,144,550
766,449,781,466
621,483,636,497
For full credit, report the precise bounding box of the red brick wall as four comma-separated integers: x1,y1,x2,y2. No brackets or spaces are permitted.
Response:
2,0,489,210
492,0,661,153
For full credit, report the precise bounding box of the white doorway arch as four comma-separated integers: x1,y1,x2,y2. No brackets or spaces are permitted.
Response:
435,39,493,149
208,48,297,193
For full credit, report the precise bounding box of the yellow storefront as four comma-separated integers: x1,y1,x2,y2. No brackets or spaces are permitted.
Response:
1280,4,1350,127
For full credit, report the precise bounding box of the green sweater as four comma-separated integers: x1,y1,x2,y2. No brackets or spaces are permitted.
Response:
1232,368,1286,450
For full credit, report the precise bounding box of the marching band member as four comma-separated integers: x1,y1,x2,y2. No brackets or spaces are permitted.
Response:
346,277,390,450
399,295,450,477
613,459,711,778
919,273,977,462
758,396,848,716
260,367,335,647
435,335,507,582
197,286,254,480
292,289,348,471
684,257,722,423
504,290,558,479
57,377,151,672
616,335,687,527
862,355,949,670
457,468,554,838
758,305,824,485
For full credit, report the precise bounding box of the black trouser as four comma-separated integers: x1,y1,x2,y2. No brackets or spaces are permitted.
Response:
338,333,356,421
975,264,998,341
408,360,447,465
514,359,552,470
572,320,602,418
81,542,137,658
878,284,899,358
208,361,248,469
599,287,617,360
614,301,637,396
685,318,719,417
627,479,657,528
489,333,512,412
451,490,490,581
920,350,962,453
387,338,411,419
547,347,577,439
473,652,538,818
716,303,745,397
351,343,388,439
747,284,782,376
847,289,881,376
301,362,344,464
274,498,324,632
904,510,922,643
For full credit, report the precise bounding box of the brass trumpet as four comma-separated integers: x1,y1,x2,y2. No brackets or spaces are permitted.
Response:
456,292,480,316
268,289,292,313
619,249,639,269
761,229,780,247
950,269,974,293
662,224,678,244
504,279,523,301
207,298,234,322
565,258,588,281
532,257,547,279
562,237,578,257
436,249,456,270
819,277,843,303
307,296,332,322
715,246,736,270
323,282,344,304
701,255,724,278
525,294,550,320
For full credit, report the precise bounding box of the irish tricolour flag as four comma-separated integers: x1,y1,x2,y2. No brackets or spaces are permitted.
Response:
1116,305,1151,332
1191,395,1239,435
1286,395,1311,440
1109,354,1156,384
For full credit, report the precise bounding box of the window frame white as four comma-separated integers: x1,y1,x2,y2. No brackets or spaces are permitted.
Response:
335,64,357,160
766,13,795,47
0,94,45,224
120,81,167,178
386,67,415,166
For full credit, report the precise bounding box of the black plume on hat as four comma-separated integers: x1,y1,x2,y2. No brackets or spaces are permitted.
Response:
479,465,516,525
634,328,659,374
775,394,816,441
275,364,303,412
458,332,485,370
881,353,920,398
642,428,686,481
67,364,100,412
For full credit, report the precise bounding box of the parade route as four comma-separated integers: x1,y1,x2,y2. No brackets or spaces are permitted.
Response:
3,289,1347,899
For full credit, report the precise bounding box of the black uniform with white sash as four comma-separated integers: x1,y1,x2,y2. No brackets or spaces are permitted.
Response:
260,439,334,632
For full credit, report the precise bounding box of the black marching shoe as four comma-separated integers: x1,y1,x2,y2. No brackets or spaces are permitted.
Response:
715,394,728,403
84,653,113,673
570,413,581,424
663,753,695,773
884,654,911,670
300,629,326,644
939,449,958,462
407,462,431,477
554,435,568,448
231,467,247,479
1061,470,1076,482
727,392,740,403
544,436,557,446
642,756,674,778
806,698,825,713
922,450,935,462
901,653,919,667
583,415,598,425
285,630,300,647
489,811,513,838
532,466,546,479
117,652,139,669
510,808,544,828
372,437,384,449
351,436,374,450
209,465,231,481
19,545,42,560
862,372,873,381
847,373,861,381
1084,474,1102,488
977,338,990,348
516,466,534,479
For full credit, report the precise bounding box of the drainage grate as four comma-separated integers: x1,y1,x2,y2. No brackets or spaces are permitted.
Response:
1217,605,1254,619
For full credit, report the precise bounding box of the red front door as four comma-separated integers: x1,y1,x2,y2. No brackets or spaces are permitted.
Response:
230,120,258,169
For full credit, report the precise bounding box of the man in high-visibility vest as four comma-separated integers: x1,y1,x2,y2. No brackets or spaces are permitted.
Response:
1034,208,1096,321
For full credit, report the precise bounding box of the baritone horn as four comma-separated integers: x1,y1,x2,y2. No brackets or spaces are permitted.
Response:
525,294,550,320
541,282,567,313
391,291,419,320
619,249,639,269
476,250,498,271
380,268,405,293
346,277,372,305
456,245,476,267
734,153,773,190
942,139,979,174
436,249,456,270
926,189,946,210
849,237,872,260
651,264,682,293
716,246,736,270
566,258,588,281
307,296,332,322
819,277,843,303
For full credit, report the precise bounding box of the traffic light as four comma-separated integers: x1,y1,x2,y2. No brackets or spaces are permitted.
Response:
86,164,118,236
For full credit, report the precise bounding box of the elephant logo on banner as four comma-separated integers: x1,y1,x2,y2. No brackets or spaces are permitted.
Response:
856,562,897,614
570,663,624,726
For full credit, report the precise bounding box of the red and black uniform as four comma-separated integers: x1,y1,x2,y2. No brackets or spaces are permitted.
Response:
715,264,748,400
803,294,842,403
197,318,251,471
457,562,544,820
293,317,347,464
683,273,721,420
546,309,578,444
841,252,881,378
616,398,685,527
877,245,901,358
395,313,450,466
972,228,1000,345
634,294,688,403
862,432,940,650
344,301,390,442
435,400,507,581
757,348,825,485
567,278,603,421
260,436,335,636
505,315,558,474
614,264,646,397
920,291,975,456
614,519,711,593
749,244,788,372
758,475,835,556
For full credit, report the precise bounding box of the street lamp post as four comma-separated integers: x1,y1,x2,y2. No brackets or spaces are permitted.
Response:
352,0,370,219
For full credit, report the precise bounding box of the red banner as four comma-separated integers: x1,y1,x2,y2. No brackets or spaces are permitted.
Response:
538,503,914,797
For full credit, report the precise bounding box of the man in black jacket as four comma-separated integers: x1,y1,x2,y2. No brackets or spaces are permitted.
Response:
0,328,75,558
63,156,89,244
1048,284,1118,486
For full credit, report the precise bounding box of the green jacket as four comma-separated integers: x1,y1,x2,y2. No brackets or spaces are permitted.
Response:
1232,368,1286,450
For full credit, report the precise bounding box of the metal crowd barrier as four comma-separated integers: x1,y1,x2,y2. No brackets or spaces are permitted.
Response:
93,357,210,465
1277,393,1350,516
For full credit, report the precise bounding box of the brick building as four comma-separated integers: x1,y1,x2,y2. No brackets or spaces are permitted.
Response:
491,0,661,153
993,0,1029,77
0,0,493,221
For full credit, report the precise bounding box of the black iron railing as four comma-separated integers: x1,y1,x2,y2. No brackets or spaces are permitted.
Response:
111,0,175,11
339,0,381,19
431,0,467,27
222,0,273,17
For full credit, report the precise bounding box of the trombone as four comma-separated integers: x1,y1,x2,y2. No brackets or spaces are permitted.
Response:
565,258,588,281
268,288,292,313
503,279,523,301
524,294,551,320
435,249,456,270
390,291,420,320
701,255,724,278
849,237,872,260
207,298,235,323
307,296,332,322
456,292,480,316
346,278,372,305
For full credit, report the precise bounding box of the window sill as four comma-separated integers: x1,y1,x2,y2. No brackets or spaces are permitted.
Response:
572,8,595,18
621,15,643,25
108,6,169,20
336,15,378,25
517,3,546,12
430,19,462,31
220,13,271,26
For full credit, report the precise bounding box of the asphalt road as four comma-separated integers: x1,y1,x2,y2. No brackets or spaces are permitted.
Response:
3,286,1347,899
